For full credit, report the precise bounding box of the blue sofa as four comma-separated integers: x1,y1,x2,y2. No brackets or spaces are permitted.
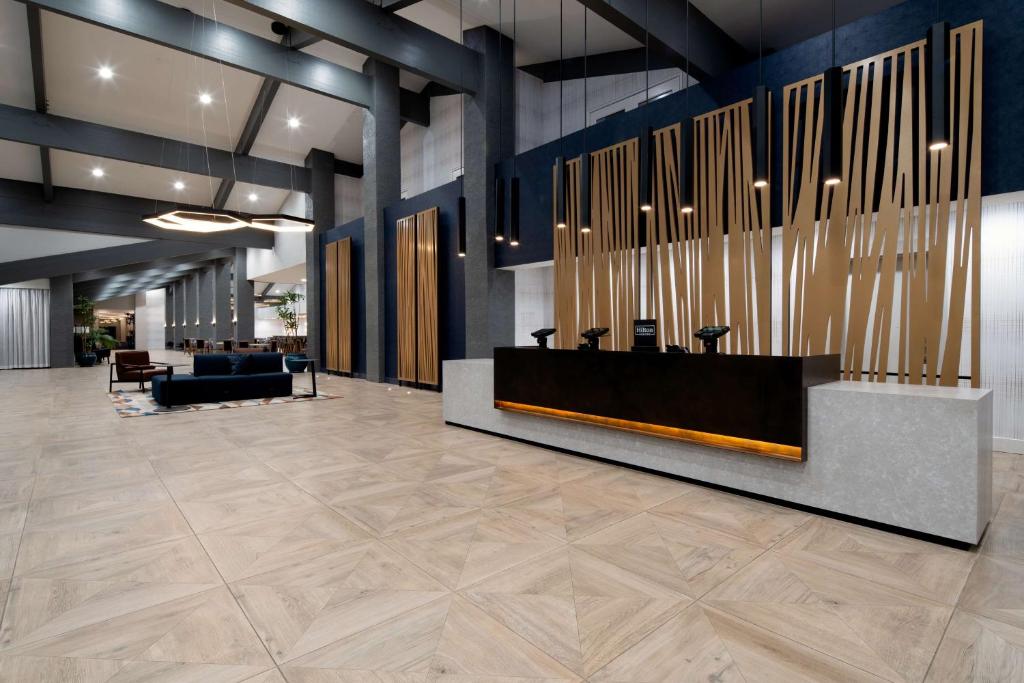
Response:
151,352,292,406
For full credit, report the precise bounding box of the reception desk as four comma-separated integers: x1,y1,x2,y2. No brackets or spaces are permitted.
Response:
494,347,838,461
444,356,993,544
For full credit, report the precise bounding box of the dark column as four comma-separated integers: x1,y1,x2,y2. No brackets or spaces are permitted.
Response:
184,273,198,339
164,286,173,347
48,275,74,367
305,149,335,366
197,266,214,340
233,248,254,341
214,259,232,341
463,26,514,358
173,280,185,347
362,59,401,382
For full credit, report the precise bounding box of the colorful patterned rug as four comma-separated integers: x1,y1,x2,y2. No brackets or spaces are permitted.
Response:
108,389,338,417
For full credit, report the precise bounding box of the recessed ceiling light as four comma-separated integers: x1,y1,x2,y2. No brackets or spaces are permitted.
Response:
287,116,301,129
247,192,259,202
91,167,105,178
97,65,114,80
198,92,213,105
173,180,185,190
300,278,307,282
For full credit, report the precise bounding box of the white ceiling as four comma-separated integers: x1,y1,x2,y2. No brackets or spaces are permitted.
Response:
0,225,145,263
0,140,43,183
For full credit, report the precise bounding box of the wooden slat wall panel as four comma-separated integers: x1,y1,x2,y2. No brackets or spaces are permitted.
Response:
553,142,639,351
337,237,352,374
781,21,982,386
396,215,417,382
416,207,439,386
325,240,339,372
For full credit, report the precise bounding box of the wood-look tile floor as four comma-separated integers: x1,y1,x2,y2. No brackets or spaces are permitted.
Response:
0,352,1022,682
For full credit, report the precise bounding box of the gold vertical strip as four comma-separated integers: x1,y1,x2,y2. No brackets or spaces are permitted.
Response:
325,240,339,372
396,215,417,382
416,208,439,386
337,237,352,374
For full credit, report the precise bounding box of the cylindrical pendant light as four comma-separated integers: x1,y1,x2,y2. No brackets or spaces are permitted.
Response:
555,155,566,228
821,66,843,185
457,195,467,257
579,5,592,232
752,0,770,188
639,0,653,213
927,21,950,151
679,117,694,213
821,0,842,186
494,176,505,242
554,0,567,229
509,176,520,245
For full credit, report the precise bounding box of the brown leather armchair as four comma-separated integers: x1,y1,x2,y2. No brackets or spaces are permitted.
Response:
109,351,168,392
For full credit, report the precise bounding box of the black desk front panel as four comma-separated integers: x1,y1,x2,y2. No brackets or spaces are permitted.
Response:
493,347,839,461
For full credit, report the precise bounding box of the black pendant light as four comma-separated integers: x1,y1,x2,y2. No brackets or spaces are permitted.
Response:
679,0,693,214
457,0,468,256
579,5,591,233
457,195,467,258
494,0,506,243
752,0,770,188
554,0,567,229
639,0,653,213
821,0,843,186
927,21,950,151
509,0,520,246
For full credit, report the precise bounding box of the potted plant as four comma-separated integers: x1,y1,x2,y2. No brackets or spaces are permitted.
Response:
73,296,118,367
275,291,307,372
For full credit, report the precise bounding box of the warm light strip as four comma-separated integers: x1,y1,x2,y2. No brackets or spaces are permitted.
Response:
494,400,802,461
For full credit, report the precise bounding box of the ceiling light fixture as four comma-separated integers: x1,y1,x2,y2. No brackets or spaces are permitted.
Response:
752,0,770,189
680,1,694,214
927,20,950,151
91,167,105,178
173,180,185,190
821,0,843,186
639,0,653,214
456,0,468,258
198,92,213,105
579,4,592,234
143,208,250,233
287,116,301,129
554,0,567,230
97,65,114,80
457,195,467,257
248,191,259,202
247,214,315,233
508,0,521,247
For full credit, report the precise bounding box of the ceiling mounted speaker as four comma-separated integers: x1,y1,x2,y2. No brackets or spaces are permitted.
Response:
821,66,844,186
753,85,770,188
927,21,950,151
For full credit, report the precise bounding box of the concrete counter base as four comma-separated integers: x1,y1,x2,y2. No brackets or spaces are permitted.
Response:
443,358,993,545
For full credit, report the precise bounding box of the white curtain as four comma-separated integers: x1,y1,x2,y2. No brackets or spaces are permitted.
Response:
0,288,50,369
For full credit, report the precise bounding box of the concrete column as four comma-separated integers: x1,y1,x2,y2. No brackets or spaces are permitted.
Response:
173,280,185,347
362,59,401,382
197,266,215,340
164,286,173,347
463,26,515,358
214,259,232,341
305,148,335,366
233,249,254,341
48,275,75,367
184,273,198,339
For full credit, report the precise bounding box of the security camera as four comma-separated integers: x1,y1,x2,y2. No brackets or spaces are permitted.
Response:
579,327,609,351
531,328,556,348
693,325,730,354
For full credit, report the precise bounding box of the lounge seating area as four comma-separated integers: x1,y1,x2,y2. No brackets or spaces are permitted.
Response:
150,352,292,406
108,350,168,392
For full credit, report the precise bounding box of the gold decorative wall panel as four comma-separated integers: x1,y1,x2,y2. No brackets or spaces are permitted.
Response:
396,208,439,386
324,237,351,374
780,21,982,386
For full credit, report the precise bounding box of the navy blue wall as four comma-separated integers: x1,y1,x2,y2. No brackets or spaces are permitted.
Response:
382,179,466,384
495,0,1023,268
321,218,367,377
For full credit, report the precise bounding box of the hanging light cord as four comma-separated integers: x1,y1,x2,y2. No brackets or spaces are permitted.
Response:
459,0,464,177
759,0,764,85
644,0,650,111
559,0,563,150
512,0,517,175
211,0,242,206
583,5,587,148
685,0,690,113
831,0,837,67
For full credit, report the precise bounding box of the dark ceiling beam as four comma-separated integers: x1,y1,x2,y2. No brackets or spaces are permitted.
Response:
0,103,311,193
520,47,675,83
76,263,218,300
575,0,747,81
0,179,274,248
0,240,221,286
334,159,363,178
381,0,425,11
74,249,234,283
25,5,53,203
223,0,481,93
18,0,374,107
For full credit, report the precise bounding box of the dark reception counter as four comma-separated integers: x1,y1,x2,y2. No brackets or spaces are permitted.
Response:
493,347,839,461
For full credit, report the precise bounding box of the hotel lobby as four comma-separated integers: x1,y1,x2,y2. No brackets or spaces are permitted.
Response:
0,0,1022,681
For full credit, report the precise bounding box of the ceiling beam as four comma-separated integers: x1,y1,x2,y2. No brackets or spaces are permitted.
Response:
76,262,220,299
382,0,425,12
575,0,747,81
520,48,676,83
0,103,313,193
0,240,223,286
334,159,363,178
0,178,274,248
223,0,481,93
25,5,53,203
74,249,235,283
